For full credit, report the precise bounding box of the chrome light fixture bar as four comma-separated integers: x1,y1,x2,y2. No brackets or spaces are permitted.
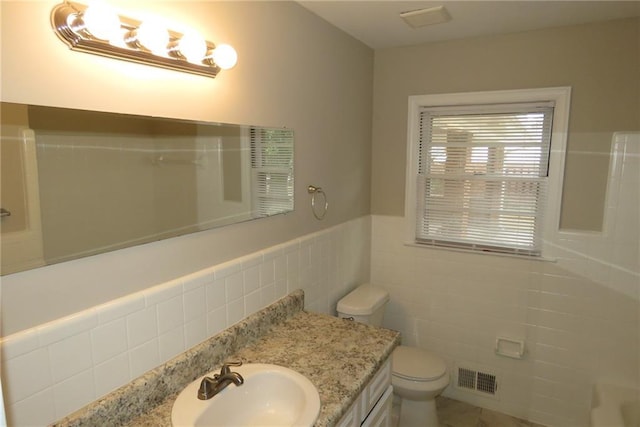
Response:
51,1,238,78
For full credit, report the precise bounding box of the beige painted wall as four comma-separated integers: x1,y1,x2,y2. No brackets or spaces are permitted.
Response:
0,104,30,233
371,17,640,231
0,1,373,335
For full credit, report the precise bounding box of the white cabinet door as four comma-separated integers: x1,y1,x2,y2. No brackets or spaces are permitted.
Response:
362,385,393,427
336,357,393,427
335,393,362,427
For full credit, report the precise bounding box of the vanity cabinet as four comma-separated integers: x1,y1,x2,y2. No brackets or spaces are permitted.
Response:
336,358,393,427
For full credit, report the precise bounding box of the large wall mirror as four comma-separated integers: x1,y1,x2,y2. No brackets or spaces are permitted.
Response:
0,102,294,275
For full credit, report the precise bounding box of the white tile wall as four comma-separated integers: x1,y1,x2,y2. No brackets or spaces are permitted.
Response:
546,132,640,299
371,214,639,427
0,216,371,426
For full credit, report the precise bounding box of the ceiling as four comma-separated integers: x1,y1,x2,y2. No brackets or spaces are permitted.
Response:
297,1,640,49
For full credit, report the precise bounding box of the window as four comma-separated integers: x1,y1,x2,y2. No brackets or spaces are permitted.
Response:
405,88,571,257
250,127,294,217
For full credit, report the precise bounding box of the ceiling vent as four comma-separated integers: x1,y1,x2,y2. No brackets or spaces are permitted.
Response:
400,5,451,29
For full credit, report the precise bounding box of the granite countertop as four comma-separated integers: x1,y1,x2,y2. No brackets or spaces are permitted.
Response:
52,290,400,427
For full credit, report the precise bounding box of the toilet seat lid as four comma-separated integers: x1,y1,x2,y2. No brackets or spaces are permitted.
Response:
392,346,447,381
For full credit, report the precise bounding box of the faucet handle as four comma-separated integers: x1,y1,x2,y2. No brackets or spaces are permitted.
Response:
220,361,242,375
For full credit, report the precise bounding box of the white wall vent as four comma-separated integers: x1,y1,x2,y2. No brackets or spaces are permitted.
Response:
455,364,500,399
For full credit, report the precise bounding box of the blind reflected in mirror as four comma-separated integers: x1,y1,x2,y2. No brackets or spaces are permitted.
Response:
0,102,294,275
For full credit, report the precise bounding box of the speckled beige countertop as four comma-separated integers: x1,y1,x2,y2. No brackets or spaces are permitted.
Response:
51,290,400,427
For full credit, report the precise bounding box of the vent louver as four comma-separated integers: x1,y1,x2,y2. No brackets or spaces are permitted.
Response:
456,366,499,398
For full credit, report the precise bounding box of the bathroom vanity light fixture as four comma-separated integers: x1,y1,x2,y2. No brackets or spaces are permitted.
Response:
50,1,238,78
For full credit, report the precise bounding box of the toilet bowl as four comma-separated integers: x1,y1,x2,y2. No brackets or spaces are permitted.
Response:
392,345,449,426
337,284,450,427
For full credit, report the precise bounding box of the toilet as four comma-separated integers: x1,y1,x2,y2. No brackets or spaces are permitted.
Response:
337,284,449,427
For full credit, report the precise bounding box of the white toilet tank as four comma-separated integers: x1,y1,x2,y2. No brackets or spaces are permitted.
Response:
337,284,389,326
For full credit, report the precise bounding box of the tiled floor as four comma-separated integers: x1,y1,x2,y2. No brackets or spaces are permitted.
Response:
392,396,546,427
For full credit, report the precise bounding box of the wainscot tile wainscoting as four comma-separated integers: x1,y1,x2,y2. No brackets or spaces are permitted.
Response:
2,212,637,426
372,214,639,427
0,216,371,426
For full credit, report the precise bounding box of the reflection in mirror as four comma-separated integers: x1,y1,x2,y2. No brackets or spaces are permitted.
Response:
0,102,294,275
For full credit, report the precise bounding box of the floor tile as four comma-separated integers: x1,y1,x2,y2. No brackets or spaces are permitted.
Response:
477,406,545,427
439,397,482,427
392,396,545,427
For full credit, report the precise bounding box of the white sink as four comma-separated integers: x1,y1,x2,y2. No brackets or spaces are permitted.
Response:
171,363,321,427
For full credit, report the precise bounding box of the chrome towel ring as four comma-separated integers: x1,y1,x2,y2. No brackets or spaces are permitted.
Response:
307,185,328,220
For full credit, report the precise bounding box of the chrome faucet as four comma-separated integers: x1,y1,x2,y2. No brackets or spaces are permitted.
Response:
197,361,244,400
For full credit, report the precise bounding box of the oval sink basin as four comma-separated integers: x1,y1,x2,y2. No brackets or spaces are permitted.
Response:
171,363,321,427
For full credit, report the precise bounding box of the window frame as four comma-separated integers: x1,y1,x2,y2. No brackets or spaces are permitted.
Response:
404,87,572,258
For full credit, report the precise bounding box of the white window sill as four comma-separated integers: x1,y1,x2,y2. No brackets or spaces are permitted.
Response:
403,241,558,262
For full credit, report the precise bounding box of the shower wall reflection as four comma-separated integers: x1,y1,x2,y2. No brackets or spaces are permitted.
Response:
0,103,294,274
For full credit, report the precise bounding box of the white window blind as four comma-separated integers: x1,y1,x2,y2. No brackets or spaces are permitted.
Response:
416,102,554,256
250,128,294,216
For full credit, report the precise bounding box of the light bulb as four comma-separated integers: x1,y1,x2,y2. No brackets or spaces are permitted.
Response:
178,31,207,64
136,19,169,55
82,1,121,42
211,44,237,70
